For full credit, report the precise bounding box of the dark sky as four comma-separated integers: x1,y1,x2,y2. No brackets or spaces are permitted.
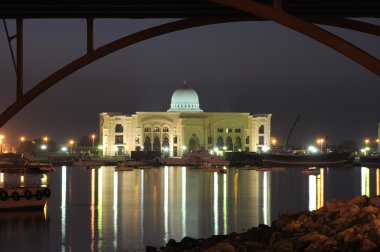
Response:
0,18,379,147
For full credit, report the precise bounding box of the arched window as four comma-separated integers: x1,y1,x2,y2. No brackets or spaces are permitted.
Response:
226,136,233,151
144,136,152,151
115,124,123,133
162,136,170,150
153,136,161,151
163,127,169,132
144,127,151,132
234,137,242,151
217,136,224,149
259,125,265,134
189,133,200,152
154,127,160,132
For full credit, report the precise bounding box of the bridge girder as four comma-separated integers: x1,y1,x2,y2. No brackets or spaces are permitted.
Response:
0,3,379,127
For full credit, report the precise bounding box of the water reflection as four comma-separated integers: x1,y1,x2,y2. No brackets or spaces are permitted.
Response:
4,166,380,251
308,168,325,211
361,167,370,196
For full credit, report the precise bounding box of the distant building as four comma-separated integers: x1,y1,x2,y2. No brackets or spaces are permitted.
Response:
99,83,271,157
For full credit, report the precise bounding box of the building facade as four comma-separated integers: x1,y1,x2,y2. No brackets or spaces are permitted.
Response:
99,84,271,156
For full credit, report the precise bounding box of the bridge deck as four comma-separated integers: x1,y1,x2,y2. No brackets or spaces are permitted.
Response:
0,0,379,19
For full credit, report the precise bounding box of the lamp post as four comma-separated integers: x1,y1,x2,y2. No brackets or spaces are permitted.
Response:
0,135,4,154
91,134,96,148
317,138,324,152
69,140,74,154
365,139,370,147
20,136,25,153
43,136,48,152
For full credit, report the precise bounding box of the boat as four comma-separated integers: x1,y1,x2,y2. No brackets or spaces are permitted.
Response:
301,167,320,175
0,170,51,210
116,159,147,168
73,159,102,168
261,152,352,167
359,155,380,166
157,149,229,166
0,187,51,210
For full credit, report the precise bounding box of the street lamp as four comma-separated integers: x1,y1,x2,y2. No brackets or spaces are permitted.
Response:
365,139,370,147
91,134,96,148
271,139,277,146
316,138,324,151
69,140,75,154
20,136,25,153
0,135,4,154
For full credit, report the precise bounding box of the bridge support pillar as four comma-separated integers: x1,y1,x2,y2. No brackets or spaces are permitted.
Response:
16,18,23,99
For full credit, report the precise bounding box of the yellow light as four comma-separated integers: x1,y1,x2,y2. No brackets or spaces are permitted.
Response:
43,136,48,142
91,134,96,139
0,135,4,140
365,139,370,144
20,136,25,142
271,139,277,145
69,140,74,145
376,139,380,143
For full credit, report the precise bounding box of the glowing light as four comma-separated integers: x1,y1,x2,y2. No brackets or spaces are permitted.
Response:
41,144,47,150
262,146,270,152
182,145,187,150
113,171,118,249
61,166,67,251
223,146,227,151
308,146,318,153
20,175,24,186
164,166,169,242
361,167,370,196
97,145,103,150
214,172,219,234
61,146,67,152
20,136,25,142
213,147,219,153
181,167,187,238
309,175,317,211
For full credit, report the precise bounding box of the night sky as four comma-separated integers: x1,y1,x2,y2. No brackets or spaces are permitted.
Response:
0,18,379,147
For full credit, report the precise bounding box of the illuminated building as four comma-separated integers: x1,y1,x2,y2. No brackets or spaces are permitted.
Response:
99,84,271,156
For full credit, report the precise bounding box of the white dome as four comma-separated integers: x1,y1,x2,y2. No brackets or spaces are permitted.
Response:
167,84,203,112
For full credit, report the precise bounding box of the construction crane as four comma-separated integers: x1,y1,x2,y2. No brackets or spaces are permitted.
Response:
285,114,301,148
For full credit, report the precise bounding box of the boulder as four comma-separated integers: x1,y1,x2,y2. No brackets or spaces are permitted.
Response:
358,239,377,251
369,197,380,207
214,242,235,252
272,239,294,252
349,195,369,206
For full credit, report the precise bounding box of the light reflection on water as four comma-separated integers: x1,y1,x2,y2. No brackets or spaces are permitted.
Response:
1,166,380,251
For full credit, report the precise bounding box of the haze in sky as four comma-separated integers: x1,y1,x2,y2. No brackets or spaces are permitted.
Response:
0,18,379,147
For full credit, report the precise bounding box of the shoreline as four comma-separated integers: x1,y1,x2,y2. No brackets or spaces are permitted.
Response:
149,195,380,252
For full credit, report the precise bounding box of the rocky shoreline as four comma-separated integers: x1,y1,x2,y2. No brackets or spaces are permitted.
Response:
147,195,380,252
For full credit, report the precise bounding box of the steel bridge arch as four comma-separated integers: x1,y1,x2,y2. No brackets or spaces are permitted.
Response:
0,11,379,127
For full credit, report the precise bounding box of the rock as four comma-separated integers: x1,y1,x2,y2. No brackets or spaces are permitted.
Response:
358,239,377,251
269,232,282,245
298,232,328,244
331,217,352,231
282,220,303,234
349,195,369,206
364,205,379,215
369,197,380,207
214,242,235,252
272,239,293,252
180,237,199,250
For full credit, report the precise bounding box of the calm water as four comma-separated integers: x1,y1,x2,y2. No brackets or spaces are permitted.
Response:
0,165,379,252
